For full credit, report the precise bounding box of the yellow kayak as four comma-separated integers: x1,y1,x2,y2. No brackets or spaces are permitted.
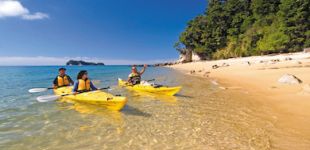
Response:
54,86,127,111
118,78,181,96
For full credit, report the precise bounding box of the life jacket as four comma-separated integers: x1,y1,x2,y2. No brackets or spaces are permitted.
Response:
129,73,141,85
77,79,91,92
57,75,70,87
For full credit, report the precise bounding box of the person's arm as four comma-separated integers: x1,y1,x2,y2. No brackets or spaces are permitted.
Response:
90,81,98,91
72,81,78,93
127,75,131,83
53,77,58,89
139,64,147,75
67,76,74,85
127,74,133,84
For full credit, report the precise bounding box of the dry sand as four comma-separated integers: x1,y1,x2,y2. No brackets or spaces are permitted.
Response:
169,52,310,103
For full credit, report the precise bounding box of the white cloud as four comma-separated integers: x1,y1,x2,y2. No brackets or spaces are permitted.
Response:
0,56,176,66
22,12,48,20
0,0,48,20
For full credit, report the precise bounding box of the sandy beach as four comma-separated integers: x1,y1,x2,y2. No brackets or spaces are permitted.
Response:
169,52,310,101
170,52,310,102
169,52,310,145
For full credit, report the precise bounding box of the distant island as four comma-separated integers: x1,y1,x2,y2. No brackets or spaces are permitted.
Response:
66,60,105,66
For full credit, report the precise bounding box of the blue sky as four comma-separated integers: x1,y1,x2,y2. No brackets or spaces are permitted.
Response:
0,0,206,65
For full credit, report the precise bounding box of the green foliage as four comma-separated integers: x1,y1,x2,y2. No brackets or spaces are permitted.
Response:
251,0,280,20
212,37,240,59
176,0,310,59
179,15,207,55
278,0,310,51
256,19,289,53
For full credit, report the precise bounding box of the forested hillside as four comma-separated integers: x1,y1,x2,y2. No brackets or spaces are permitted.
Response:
175,0,310,60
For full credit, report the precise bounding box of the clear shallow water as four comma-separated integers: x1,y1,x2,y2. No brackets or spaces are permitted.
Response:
0,66,309,149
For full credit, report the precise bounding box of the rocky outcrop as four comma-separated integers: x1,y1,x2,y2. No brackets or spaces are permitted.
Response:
278,74,302,84
178,54,187,63
178,50,203,63
304,47,310,53
192,52,202,62
66,60,105,66
178,50,192,63
135,64,151,67
154,62,178,67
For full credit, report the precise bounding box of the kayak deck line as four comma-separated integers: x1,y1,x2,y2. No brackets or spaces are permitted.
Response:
54,86,127,111
118,78,181,96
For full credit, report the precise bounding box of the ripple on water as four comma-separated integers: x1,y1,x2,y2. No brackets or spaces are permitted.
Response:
1,67,309,149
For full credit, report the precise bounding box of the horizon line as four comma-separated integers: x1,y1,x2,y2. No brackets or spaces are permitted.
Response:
0,56,176,66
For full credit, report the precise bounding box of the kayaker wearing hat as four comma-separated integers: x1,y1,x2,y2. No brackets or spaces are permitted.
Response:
127,64,147,85
72,70,98,93
53,68,74,89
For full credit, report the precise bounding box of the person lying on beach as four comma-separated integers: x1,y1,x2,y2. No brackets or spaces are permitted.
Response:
127,64,147,85
72,70,98,94
53,67,74,89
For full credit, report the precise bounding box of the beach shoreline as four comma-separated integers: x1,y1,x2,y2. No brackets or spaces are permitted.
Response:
168,52,310,105
168,53,310,118
167,52,310,99
167,52,310,148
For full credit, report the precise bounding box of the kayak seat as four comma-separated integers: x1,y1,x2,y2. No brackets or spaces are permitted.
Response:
152,84,163,88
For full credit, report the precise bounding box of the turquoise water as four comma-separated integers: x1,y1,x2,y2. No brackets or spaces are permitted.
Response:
1,66,309,149
0,66,192,149
0,66,166,110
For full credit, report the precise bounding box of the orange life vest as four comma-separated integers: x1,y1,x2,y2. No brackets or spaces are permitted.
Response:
57,75,70,87
77,79,91,91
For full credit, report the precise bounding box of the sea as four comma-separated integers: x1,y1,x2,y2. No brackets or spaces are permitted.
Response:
0,66,309,149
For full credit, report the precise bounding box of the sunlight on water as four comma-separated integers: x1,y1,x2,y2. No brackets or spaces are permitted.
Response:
0,66,309,149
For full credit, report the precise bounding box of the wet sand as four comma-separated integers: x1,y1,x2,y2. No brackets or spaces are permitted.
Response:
169,52,310,149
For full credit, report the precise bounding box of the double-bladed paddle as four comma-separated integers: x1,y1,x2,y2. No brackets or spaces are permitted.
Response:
28,87,54,93
35,87,110,102
146,79,155,82
123,78,156,86
28,79,103,93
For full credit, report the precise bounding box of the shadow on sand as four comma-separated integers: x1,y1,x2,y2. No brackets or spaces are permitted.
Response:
122,105,152,117
175,94,193,99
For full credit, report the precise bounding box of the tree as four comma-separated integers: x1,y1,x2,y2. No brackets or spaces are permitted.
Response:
225,0,252,37
175,0,309,60
204,0,229,55
278,0,310,51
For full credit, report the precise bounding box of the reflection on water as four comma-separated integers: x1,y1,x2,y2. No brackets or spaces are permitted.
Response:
127,91,178,103
0,66,310,149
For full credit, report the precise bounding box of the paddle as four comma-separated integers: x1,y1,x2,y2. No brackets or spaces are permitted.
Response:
28,87,54,93
125,79,155,85
36,87,110,102
146,79,155,82
29,79,103,93
144,79,165,88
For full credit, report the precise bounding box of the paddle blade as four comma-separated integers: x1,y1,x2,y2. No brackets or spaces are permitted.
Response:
100,86,110,90
37,95,61,102
28,88,49,93
146,79,155,82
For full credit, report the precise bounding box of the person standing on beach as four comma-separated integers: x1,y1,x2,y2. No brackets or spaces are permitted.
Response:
53,68,74,89
127,64,147,85
72,70,98,93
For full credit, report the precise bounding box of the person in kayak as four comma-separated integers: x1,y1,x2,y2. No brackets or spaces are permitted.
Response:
72,70,98,93
53,68,74,89
127,64,147,85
